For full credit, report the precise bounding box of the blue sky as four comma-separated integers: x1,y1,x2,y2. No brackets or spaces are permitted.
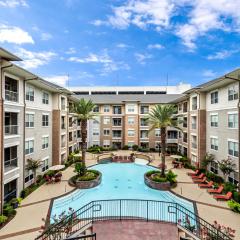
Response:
1,0,240,87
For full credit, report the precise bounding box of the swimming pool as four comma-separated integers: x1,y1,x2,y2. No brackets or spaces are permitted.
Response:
51,163,195,222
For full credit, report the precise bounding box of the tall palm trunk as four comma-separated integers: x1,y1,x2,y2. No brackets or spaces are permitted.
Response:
81,119,87,167
160,127,166,177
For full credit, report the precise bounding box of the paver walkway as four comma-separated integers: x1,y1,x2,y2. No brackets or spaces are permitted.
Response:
93,220,178,240
0,151,239,240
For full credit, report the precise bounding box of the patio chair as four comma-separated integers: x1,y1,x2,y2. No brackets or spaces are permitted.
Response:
113,156,118,162
187,169,200,176
124,156,128,161
213,192,232,201
198,181,213,188
45,175,53,184
192,173,204,179
54,177,61,183
207,185,224,194
118,156,123,161
193,176,207,183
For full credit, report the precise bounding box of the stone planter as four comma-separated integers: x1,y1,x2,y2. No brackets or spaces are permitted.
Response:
69,171,102,189
144,173,171,191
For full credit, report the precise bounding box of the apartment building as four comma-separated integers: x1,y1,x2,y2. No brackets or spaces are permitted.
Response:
175,69,240,186
78,94,183,150
0,48,80,212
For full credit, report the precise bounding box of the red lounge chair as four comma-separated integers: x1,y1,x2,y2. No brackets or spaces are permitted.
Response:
113,156,118,162
208,185,224,194
124,156,128,161
45,175,53,184
187,169,199,176
119,156,123,161
192,173,204,179
214,192,232,201
193,177,207,183
198,181,213,188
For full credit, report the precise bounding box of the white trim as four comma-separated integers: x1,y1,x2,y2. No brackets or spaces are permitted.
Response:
228,139,238,143
42,134,49,138
227,111,238,115
4,102,24,107
4,135,20,139
41,156,49,161
191,133,197,136
42,112,50,116
26,111,35,115
4,108,20,113
207,107,238,112
4,173,20,184
210,136,218,139
210,112,218,116
4,167,20,175
25,137,34,141
4,141,20,148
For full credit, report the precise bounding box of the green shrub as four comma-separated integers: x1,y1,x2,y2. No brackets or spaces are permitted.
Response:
183,162,196,170
20,188,30,199
0,215,7,225
146,170,160,177
152,176,167,182
138,148,150,152
132,145,139,151
206,172,224,184
74,170,100,181
3,204,16,217
233,191,240,203
166,170,177,184
228,200,240,213
44,170,55,177
122,145,129,150
223,182,236,194
149,148,156,152
74,156,82,163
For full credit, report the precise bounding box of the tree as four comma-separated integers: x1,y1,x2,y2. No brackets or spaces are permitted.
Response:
201,153,215,170
74,99,97,168
147,104,180,176
26,158,42,184
218,157,236,181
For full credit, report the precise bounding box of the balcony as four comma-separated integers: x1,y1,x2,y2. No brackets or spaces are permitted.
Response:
112,118,122,126
140,106,149,114
4,157,18,172
5,125,18,135
4,179,17,203
140,118,148,127
192,142,197,149
113,106,122,115
112,130,122,139
5,77,18,102
140,130,148,139
5,90,18,102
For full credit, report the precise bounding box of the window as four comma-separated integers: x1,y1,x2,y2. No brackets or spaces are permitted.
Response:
103,105,110,113
113,106,122,114
128,117,135,125
103,117,110,124
93,106,99,112
183,132,188,143
191,135,197,149
26,85,34,101
93,141,100,146
211,91,218,104
183,102,188,112
103,129,110,136
127,104,135,113
191,116,197,129
25,114,34,128
25,140,34,155
228,85,238,101
42,158,49,172
178,104,182,111
228,141,239,157
191,154,197,163
210,114,218,127
210,161,218,174
42,136,49,149
168,131,178,139
155,129,161,137
191,96,197,110
61,97,66,110
140,130,148,138
103,140,110,148
228,113,238,128
112,130,121,138
42,92,49,104
140,118,148,126
183,117,188,128
112,118,121,126
210,137,218,151
24,170,34,183
228,171,239,185
93,119,99,124
93,130,99,136
128,130,135,137
140,106,149,114
42,114,49,127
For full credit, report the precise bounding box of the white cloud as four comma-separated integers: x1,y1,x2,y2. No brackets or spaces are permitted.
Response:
116,43,129,48
40,32,52,41
44,75,69,86
91,19,108,26
147,44,164,50
202,69,217,78
0,24,34,44
16,48,56,69
0,0,28,7
65,47,76,54
207,49,239,60
68,50,130,75
135,52,152,64
77,71,94,79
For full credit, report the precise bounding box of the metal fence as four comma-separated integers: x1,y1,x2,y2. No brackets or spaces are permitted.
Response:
36,199,232,240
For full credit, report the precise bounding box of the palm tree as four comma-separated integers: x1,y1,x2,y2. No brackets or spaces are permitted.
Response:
26,158,42,184
218,157,236,181
148,104,179,177
74,99,97,168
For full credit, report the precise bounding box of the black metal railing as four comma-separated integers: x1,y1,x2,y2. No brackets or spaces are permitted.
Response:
66,233,96,240
36,199,232,240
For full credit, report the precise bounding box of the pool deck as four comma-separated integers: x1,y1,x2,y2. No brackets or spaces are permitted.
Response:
0,150,239,240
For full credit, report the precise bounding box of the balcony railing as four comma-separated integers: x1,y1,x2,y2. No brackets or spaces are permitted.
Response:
113,135,121,138
5,90,18,102
192,142,197,149
4,157,18,171
5,125,18,135
4,189,17,203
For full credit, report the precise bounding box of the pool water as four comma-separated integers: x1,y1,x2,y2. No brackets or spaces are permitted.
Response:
51,163,194,221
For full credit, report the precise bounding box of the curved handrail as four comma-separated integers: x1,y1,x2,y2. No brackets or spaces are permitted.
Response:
36,199,232,240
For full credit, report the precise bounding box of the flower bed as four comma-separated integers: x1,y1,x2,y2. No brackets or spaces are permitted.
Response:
144,170,177,190
69,170,102,189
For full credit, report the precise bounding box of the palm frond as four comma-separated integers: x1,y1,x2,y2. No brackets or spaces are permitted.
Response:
74,98,98,120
